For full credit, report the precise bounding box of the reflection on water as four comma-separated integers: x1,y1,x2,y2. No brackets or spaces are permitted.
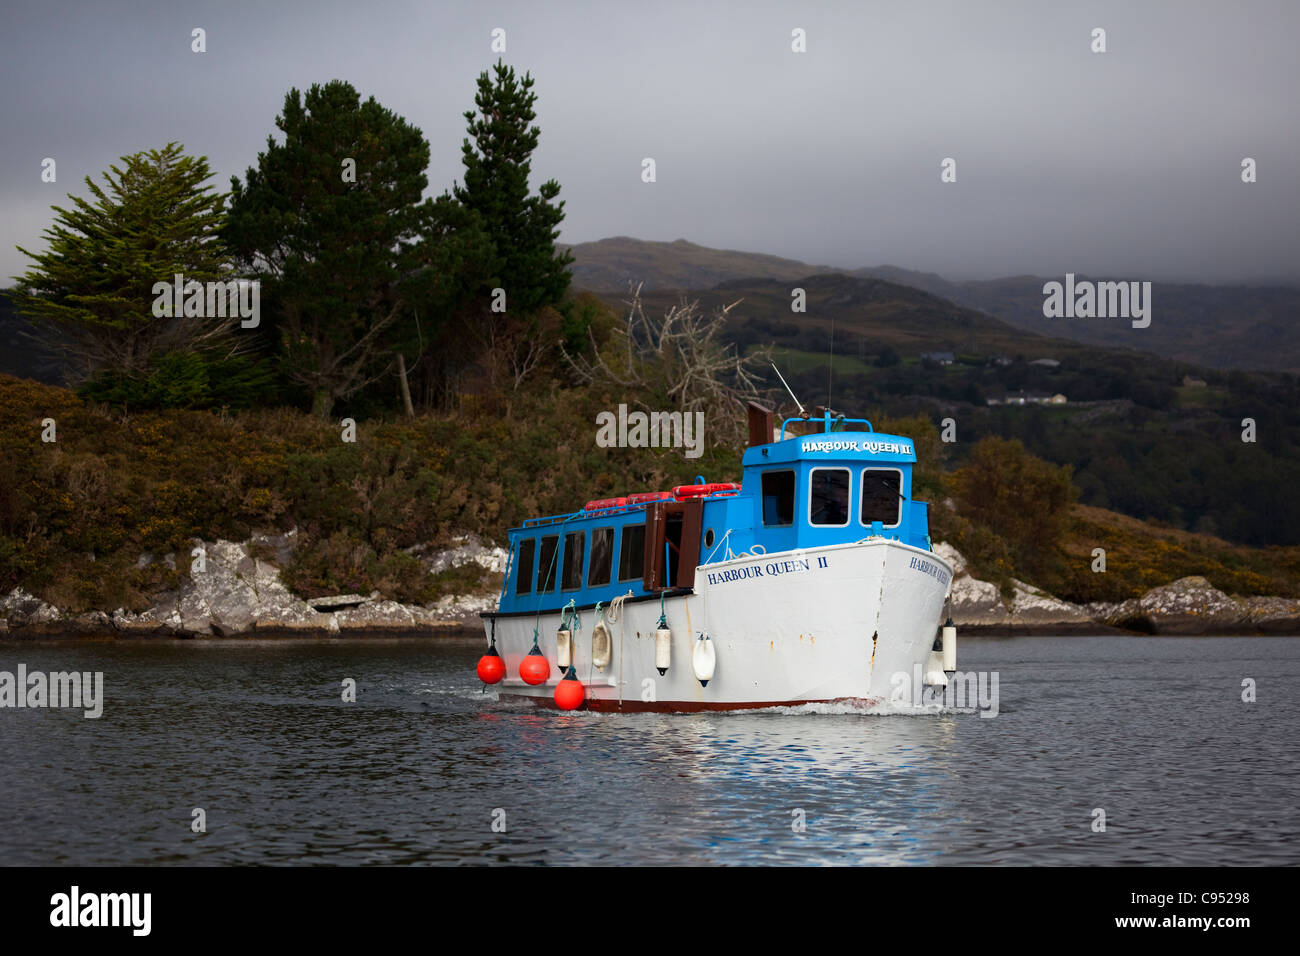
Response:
0,635,1296,865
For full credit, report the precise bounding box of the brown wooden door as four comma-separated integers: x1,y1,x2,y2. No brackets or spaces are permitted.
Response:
642,499,703,591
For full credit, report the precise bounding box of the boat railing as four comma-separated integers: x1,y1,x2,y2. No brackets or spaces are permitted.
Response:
779,411,874,441
521,490,742,528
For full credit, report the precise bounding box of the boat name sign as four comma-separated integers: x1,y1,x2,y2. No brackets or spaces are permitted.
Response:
908,555,952,588
802,438,913,455
706,555,829,586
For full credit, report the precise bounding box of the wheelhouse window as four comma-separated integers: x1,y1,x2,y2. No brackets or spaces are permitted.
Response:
588,527,614,588
809,467,850,526
537,534,559,592
562,531,585,590
618,523,646,582
861,469,902,526
761,470,796,527
515,538,535,595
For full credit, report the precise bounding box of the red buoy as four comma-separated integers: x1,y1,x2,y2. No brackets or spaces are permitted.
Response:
519,643,551,685
554,666,585,711
672,482,740,499
583,497,628,511
476,647,505,684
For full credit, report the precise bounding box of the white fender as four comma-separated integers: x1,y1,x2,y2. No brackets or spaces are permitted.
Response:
924,649,948,687
556,628,573,670
591,621,612,670
654,627,672,675
692,634,716,687
942,619,957,672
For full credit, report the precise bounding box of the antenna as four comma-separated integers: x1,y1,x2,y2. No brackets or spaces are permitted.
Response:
827,315,835,410
771,362,806,417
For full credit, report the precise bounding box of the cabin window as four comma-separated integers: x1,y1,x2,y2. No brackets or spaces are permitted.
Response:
861,469,902,527
515,539,535,595
761,470,796,527
537,535,559,592
809,467,850,526
562,531,585,590
618,523,646,582
588,527,614,587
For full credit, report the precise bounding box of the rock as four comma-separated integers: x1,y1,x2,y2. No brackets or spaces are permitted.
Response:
0,588,62,627
1239,596,1300,633
69,611,112,633
415,533,510,576
1007,579,1094,625
932,543,1094,628
1089,577,1266,634
109,537,332,636
183,538,309,634
307,594,370,610
430,592,499,621
951,575,1012,626
1131,576,1247,633
931,541,966,576
335,600,432,631
249,529,297,567
932,543,1011,625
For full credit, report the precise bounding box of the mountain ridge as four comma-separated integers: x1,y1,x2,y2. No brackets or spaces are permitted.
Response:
560,237,1300,373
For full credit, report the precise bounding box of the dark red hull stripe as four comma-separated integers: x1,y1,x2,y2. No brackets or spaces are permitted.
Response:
497,693,855,713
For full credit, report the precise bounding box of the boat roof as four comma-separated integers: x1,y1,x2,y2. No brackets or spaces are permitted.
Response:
743,428,916,467
508,414,916,535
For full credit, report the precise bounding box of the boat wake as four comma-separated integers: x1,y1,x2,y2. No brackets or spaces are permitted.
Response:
755,697,977,717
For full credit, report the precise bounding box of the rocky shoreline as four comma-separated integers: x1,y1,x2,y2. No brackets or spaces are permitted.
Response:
0,532,505,640
932,543,1300,635
1,535,1297,639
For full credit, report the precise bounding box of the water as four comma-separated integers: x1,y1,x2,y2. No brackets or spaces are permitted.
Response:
0,635,1296,865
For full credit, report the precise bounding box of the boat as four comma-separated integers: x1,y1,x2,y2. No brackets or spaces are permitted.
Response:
478,404,957,711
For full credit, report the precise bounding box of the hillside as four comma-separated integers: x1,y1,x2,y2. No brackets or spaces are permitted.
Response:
594,272,1300,549
852,268,1300,375
636,272,1093,363
562,237,1300,373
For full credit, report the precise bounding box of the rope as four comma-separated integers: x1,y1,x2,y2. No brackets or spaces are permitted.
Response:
498,538,515,606
610,590,633,707
704,528,734,565
608,592,631,623
588,601,607,687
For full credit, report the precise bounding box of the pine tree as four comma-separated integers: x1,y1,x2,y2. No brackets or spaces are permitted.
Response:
453,60,573,317
12,143,238,383
225,81,432,418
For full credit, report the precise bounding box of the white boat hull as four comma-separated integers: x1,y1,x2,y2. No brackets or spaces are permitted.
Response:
483,539,953,712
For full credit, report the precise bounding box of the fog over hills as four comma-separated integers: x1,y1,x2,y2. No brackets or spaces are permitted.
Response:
562,237,1300,373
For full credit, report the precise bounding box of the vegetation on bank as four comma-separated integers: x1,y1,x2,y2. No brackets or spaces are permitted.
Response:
3,374,1297,617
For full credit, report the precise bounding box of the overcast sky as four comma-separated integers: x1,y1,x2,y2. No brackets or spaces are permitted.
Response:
2,0,1296,284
